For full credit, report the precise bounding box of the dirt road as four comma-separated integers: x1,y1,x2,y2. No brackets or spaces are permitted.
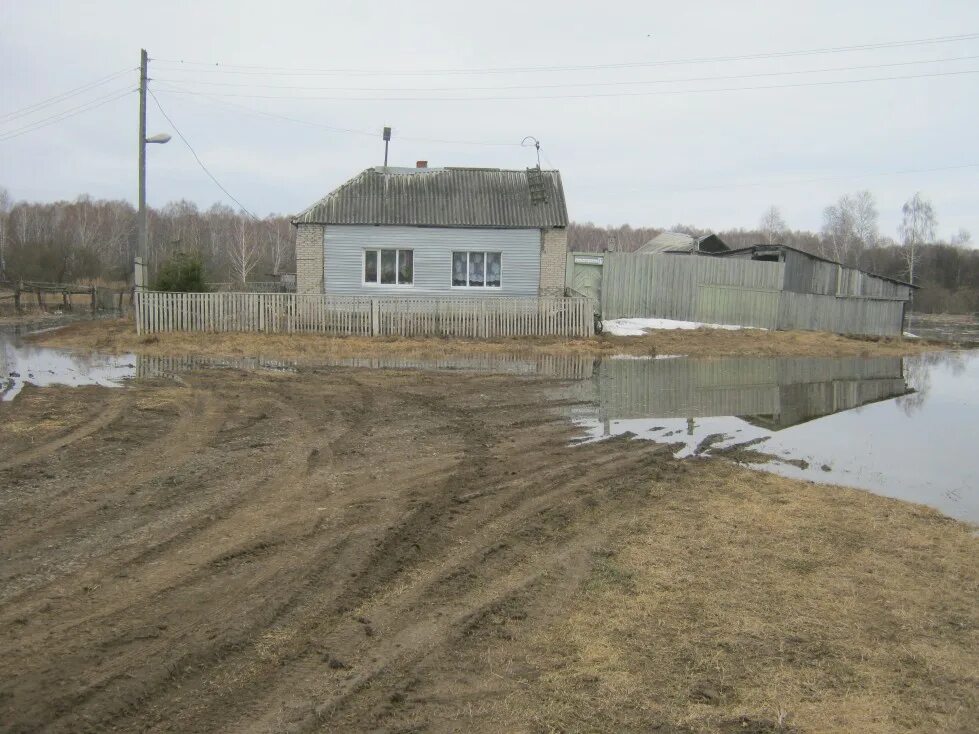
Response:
1,367,975,733
0,367,676,732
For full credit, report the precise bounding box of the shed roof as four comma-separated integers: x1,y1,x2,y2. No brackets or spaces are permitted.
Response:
718,244,917,288
636,231,729,254
293,166,568,228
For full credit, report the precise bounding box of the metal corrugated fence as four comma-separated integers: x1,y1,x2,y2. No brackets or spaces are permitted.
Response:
134,291,593,338
599,253,906,336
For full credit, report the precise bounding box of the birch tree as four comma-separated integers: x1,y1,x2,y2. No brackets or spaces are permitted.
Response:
0,187,10,279
821,190,878,265
950,228,972,247
759,205,787,245
228,216,261,285
899,193,937,285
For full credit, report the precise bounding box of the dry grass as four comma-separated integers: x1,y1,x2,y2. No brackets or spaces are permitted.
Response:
509,461,979,733
30,318,944,360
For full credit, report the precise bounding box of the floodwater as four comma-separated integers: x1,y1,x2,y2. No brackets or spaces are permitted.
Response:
2,325,977,523
572,351,979,524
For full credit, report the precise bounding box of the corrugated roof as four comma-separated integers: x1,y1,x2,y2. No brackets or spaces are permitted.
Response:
636,232,697,253
718,244,918,288
636,232,728,254
293,166,568,228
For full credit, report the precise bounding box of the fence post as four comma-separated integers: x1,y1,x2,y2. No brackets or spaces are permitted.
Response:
135,290,142,335
371,298,380,336
90,286,97,314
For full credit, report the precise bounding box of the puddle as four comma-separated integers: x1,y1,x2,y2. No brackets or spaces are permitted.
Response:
1,338,137,401
571,351,979,524
3,325,976,523
0,327,594,401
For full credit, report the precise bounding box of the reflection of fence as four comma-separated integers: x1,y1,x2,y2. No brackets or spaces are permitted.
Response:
134,351,595,380
593,355,909,427
135,291,594,338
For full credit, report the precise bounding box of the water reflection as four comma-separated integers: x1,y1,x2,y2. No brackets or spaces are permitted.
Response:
3,326,976,523
572,351,979,524
1,330,595,401
583,356,911,429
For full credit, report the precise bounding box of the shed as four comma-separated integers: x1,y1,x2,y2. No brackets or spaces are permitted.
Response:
292,163,569,297
717,244,916,301
636,231,730,255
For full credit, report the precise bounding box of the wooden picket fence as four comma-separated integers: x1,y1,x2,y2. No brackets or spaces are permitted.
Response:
134,291,594,338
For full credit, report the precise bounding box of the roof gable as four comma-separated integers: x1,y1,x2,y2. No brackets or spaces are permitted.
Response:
294,166,568,228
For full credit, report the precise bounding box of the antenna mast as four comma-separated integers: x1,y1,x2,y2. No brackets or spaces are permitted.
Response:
382,126,391,166
521,136,541,168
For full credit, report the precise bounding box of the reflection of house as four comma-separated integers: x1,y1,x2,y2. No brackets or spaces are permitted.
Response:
293,163,569,297
636,231,730,255
591,356,910,429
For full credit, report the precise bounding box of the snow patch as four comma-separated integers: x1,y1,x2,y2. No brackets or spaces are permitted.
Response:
602,317,765,336
903,331,920,339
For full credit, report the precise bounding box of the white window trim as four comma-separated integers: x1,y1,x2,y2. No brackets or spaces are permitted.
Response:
450,250,503,289
363,248,415,287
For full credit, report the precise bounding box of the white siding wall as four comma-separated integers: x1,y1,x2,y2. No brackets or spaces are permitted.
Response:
323,225,541,297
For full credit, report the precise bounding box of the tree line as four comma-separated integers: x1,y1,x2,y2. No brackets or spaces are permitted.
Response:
0,187,294,289
570,191,978,314
0,186,976,313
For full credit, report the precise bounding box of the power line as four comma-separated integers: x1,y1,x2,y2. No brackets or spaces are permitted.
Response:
147,90,260,220
150,32,979,77
0,87,135,142
583,162,979,195
0,67,136,123
153,54,979,93
154,85,524,147
152,67,979,103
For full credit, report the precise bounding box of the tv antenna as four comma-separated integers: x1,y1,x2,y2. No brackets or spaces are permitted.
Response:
521,136,541,168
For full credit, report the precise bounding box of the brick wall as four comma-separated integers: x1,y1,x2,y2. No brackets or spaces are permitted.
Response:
539,227,568,296
295,223,325,294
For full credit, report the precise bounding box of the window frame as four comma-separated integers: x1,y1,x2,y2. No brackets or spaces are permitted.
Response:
450,250,503,290
362,248,414,287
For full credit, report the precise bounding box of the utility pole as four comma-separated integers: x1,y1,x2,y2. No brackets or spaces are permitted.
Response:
136,48,148,290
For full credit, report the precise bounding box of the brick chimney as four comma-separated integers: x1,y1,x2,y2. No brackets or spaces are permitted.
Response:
416,160,428,168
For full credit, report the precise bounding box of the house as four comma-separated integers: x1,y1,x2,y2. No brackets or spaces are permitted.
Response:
636,231,729,255
292,163,569,297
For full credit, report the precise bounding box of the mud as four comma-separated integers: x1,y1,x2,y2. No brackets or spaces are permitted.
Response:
2,365,976,733
0,366,679,733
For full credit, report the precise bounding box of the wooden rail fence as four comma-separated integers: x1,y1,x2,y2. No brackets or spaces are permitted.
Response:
135,291,594,338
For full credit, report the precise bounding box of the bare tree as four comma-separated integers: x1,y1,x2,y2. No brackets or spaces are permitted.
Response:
821,190,878,265
852,190,879,252
759,205,787,245
822,194,857,264
950,228,972,247
0,186,10,280
228,216,261,285
899,192,937,285
264,218,291,276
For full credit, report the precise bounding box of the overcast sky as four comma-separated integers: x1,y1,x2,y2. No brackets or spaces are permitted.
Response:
2,0,977,242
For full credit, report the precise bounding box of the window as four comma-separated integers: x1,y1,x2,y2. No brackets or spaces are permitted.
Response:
364,249,413,285
452,251,502,288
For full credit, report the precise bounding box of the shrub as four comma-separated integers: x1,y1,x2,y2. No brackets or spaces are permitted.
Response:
154,252,207,292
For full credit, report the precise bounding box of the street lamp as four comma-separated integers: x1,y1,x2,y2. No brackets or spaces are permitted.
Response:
135,129,170,290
